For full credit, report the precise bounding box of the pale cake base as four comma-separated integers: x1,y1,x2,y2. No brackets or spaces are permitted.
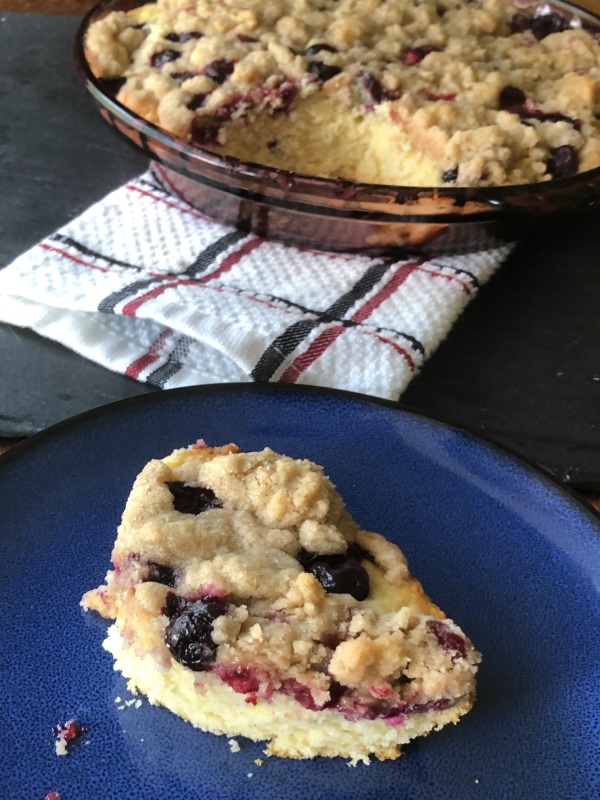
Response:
206,93,441,186
105,625,474,764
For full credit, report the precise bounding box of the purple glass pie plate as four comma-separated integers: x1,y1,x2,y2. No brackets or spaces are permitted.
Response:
74,0,600,255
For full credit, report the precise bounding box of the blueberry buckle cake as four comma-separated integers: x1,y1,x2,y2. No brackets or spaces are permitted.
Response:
85,0,600,187
82,441,480,763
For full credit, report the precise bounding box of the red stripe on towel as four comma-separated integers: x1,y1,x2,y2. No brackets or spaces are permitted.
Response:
201,238,263,281
125,328,173,379
120,239,260,316
279,262,420,382
38,243,110,273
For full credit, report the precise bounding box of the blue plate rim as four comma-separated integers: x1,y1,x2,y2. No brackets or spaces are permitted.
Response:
1,381,599,800
2,381,599,528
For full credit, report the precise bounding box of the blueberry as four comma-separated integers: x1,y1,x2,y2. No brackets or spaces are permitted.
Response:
203,59,235,84
508,11,533,33
515,107,580,130
98,77,126,96
273,81,297,112
361,73,387,105
402,45,440,66
163,595,227,670
546,145,579,178
164,31,203,43
186,93,208,111
427,619,467,658
508,9,570,38
530,12,570,39
166,481,223,514
144,561,177,587
325,679,347,707
172,71,200,82
442,166,458,182
305,43,338,57
308,61,341,82
296,548,317,569
498,85,526,110
297,549,370,601
150,49,181,68
539,111,580,130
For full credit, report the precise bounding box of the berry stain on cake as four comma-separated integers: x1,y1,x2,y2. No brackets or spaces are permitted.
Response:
82,442,480,763
84,0,600,187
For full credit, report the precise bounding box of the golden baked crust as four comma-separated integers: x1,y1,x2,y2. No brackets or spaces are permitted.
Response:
84,0,600,186
82,441,480,762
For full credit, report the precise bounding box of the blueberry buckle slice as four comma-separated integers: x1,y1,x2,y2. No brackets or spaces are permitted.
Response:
297,547,370,601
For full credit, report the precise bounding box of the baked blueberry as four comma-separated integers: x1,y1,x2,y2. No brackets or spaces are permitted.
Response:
361,73,389,105
305,43,338,56
186,93,208,111
164,31,203,43
442,166,458,182
498,85,526,110
144,561,177,587
297,549,370,601
167,481,223,514
402,45,440,65
164,595,227,670
172,70,200,82
308,61,341,82
150,49,180,68
546,145,579,178
428,619,467,659
203,59,235,83
530,12,570,40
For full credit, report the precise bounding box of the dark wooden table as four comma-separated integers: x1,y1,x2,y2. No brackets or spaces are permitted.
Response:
0,0,95,12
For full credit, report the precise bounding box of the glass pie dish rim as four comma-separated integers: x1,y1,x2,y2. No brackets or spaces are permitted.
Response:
73,0,600,223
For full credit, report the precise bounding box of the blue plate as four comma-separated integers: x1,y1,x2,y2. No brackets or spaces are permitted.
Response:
1,384,599,800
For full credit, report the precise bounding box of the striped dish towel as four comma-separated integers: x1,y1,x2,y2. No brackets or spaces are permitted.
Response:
0,167,513,401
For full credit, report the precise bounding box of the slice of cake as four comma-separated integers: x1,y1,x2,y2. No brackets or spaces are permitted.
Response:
83,0,600,186
82,441,480,763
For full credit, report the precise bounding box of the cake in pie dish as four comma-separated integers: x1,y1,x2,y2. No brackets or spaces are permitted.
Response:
84,0,600,187
82,441,481,763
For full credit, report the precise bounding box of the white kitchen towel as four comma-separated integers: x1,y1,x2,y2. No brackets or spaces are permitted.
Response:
0,167,513,401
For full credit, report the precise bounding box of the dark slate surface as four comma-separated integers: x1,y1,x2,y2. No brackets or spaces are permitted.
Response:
1,12,599,488
402,214,600,489
0,13,154,435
